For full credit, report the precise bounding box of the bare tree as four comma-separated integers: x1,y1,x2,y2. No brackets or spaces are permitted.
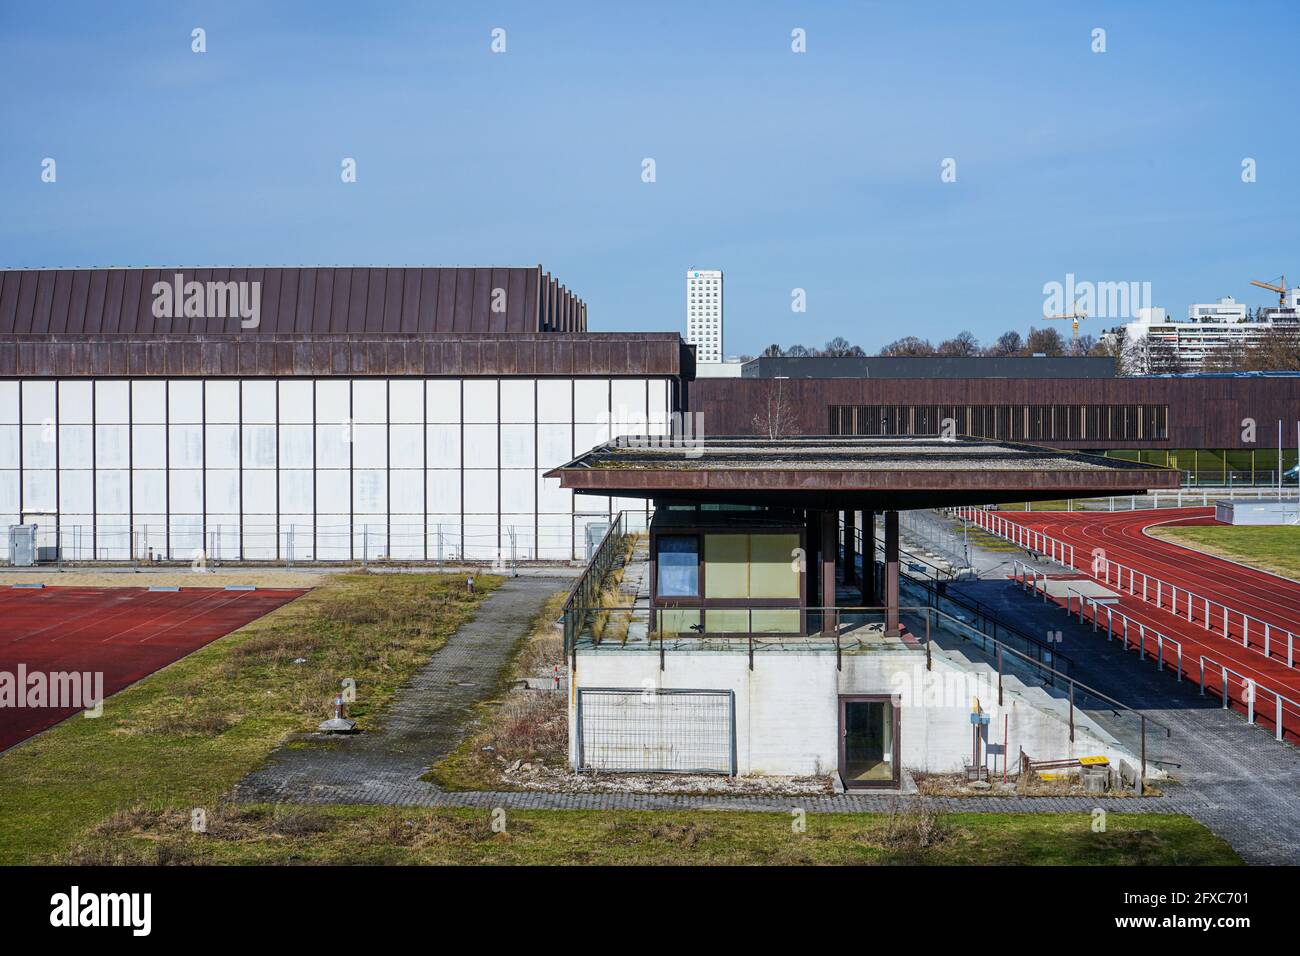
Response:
1242,327,1300,371
1024,326,1065,356
823,336,854,357
751,378,802,439
986,330,1023,356
786,344,812,357
761,343,784,357
879,336,935,356
936,330,980,356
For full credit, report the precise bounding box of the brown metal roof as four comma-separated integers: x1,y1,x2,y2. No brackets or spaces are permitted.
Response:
0,266,586,335
546,435,1181,510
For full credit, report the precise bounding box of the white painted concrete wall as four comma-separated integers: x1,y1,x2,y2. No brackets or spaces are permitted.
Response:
0,377,671,562
570,648,1143,778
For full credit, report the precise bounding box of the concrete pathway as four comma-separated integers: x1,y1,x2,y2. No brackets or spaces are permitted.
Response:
236,575,567,805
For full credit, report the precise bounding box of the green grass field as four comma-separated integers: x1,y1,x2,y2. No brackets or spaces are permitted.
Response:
0,572,500,865
1149,525,1300,580
60,804,1239,866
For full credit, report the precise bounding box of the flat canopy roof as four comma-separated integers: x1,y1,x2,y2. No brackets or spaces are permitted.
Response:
546,435,1181,510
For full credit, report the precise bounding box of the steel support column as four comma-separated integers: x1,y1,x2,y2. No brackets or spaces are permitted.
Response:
863,510,877,605
821,509,838,635
885,510,900,637
843,509,857,585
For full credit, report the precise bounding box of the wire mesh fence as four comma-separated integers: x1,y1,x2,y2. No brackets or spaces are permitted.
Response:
575,687,736,774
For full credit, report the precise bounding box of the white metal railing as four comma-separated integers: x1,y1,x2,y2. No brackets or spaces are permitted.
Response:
953,506,1075,570
1092,555,1298,671
1063,586,1184,682
959,506,1300,672
1197,655,1300,743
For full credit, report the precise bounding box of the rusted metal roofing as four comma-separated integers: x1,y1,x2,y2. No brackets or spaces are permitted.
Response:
546,436,1180,510
0,332,686,378
0,266,587,335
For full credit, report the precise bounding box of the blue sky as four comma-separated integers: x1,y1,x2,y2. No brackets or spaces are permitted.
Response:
2,1,1297,355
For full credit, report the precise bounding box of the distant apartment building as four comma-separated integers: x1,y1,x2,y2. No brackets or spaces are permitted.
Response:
686,268,723,363
1108,292,1300,373
1188,296,1248,323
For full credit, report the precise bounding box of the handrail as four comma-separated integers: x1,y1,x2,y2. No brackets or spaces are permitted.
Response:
1062,585,1184,684
562,512,627,661
1092,554,1299,670
1196,654,1300,743
953,505,1076,570
901,564,1073,672
968,506,1300,672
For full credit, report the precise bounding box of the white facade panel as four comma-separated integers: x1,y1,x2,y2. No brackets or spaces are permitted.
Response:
427,470,460,515
316,470,350,514
132,425,166,468
352,380,388,424
389,380,424,424
462,379,498,423
168,380,203,424
0,382,19,424
243,424,277,468
351,424,387,468
426,380,461,424
242,380,277,424
499,379,535,423
573,380,609,422
315,380,350,426
59,425,94,469
59,381,94,424
95,469,129,515
280,470,314,514
0,427,16,470
501,469,535,513
279,380,314,424
279,424,313,468
132,380,166,423
206,424,240,468
59,470,93,513
205,380,240,423
426,424,460,469
243,470,277,515
22,425,56,469
22,381,56,424
9,375,677,566
389,424,423,468
95,424,130,469
169,425,203,469
463,469,497,515
463,424,498,468
537,380,572,423
500,424,534,468
537,423,572,469
390,470,423,514
95,381,130,424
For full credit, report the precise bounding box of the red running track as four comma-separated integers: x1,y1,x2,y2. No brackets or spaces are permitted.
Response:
0,586,306,752
998,508,1300,740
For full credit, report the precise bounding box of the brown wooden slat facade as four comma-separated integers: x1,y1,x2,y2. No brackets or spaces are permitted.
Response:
690,377,1300,450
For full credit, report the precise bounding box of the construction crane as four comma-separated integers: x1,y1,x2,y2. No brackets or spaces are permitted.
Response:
1046,301,1088,344
1250,275,1289,309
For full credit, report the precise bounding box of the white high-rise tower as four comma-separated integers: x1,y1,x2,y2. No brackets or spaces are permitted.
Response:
685,269,723,363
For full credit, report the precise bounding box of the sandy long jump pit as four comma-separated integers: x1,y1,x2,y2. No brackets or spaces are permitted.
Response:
0,584,306,752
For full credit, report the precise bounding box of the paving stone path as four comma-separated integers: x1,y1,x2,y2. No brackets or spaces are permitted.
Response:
236,575,566,805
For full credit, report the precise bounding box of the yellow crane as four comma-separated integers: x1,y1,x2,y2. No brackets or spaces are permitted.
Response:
1250,275,1289,309
1046,302,1088,344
